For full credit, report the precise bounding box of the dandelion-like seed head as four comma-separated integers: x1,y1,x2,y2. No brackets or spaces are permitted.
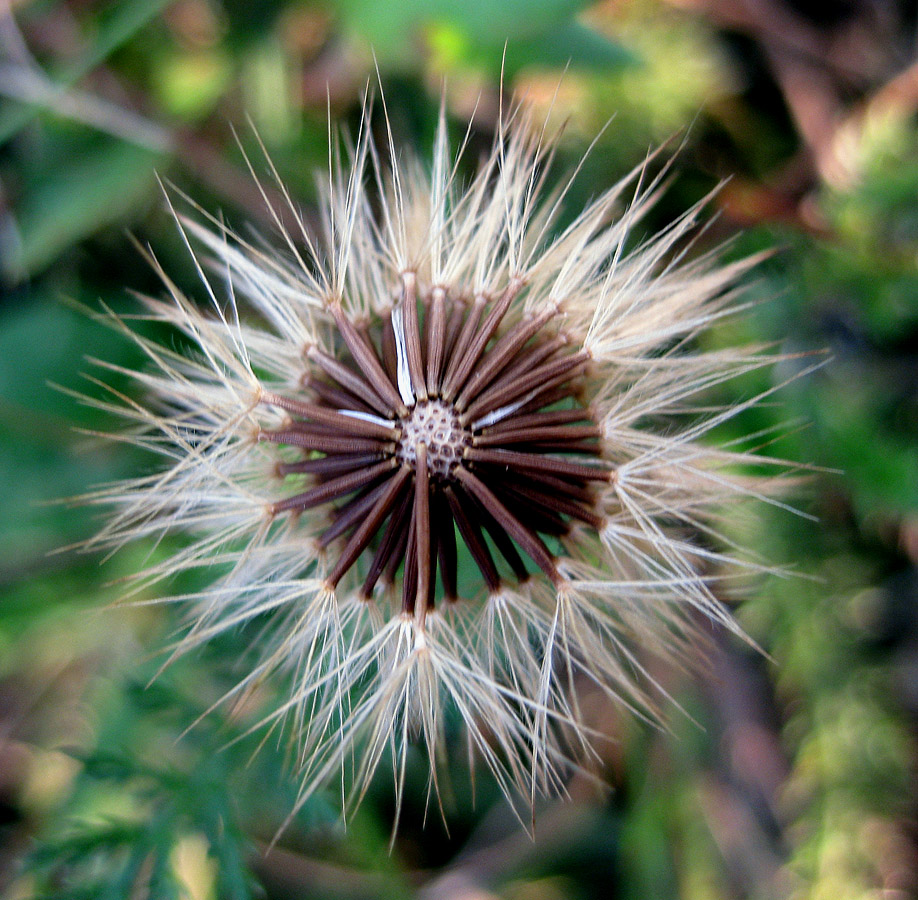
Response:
85,98,789,827
260,267,604,614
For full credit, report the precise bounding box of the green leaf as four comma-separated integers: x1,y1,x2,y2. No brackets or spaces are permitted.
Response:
8,138,161,279
486,21,638,73
331,0,604,60
433,0,591,43
814,385,918,513
0,0,174,145
0,298,141,568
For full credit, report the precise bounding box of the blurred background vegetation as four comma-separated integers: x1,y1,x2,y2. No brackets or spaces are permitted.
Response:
1,0,916,897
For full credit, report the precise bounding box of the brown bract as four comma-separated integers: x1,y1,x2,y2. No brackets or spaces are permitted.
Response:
259,276,612,623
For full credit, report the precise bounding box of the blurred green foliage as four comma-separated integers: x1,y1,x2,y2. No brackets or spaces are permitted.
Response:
0,0,916,898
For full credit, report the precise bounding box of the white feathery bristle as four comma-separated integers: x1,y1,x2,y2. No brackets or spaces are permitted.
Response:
81,94,798,827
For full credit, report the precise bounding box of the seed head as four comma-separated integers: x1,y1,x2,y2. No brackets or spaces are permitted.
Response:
84,100,789,826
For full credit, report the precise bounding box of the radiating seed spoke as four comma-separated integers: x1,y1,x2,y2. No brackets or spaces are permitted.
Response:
402,512,418,614
474,424,600,447
306,377,376,415
501,468,595,502
445,280,521,401
487,335,568,394
326,465,412,587
444,484,501,592
270,459,396,515
260,430,390,455
467,493,530,583
277,452,384,478
516,440,602,455
456,305,554,409
481,406,589,436
381,316,399,383
455,467,563,585
462,351,589,423
489,484,569,536
319,479,395,548
308,347,393,416
514,382,586,418
466,447,612,482
442,298,468,366
413,444,432,617
261,392,397,438
401,273,428,402
361,487,413,598
384,505,413,588
331,307,407,416
491,479,604,529
433,490,457,601
425,287,447,393
441,295,485,400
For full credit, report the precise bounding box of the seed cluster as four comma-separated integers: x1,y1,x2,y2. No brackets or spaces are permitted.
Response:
259,276,612,618
396,400,468,478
